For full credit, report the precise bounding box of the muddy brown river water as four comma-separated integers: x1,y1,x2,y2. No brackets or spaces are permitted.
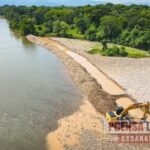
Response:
0,19,82,150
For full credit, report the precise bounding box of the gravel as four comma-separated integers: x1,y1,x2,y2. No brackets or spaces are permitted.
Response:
52,37,150,102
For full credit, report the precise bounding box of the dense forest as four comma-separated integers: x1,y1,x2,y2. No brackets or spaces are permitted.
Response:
0,4,149,50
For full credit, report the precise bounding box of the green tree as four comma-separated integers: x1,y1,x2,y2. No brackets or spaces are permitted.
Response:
85,25,96,41
53,21,69,36
19,18,35,35
135,31,150,50
99,16,123,39
74,17,87,34
34,8,45,24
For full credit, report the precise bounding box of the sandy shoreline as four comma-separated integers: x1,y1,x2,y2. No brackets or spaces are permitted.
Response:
26,35,150,150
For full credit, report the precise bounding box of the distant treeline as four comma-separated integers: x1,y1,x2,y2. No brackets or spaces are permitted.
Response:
0,4,149,50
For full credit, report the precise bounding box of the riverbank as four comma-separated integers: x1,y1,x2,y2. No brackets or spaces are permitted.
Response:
26,35,149,149
27,35,127,114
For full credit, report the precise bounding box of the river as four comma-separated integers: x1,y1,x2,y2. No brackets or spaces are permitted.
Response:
0,19,82,150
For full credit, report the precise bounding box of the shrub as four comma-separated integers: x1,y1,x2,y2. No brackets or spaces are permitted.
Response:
101,39,108,50
102,46,128,57
88,48,101,54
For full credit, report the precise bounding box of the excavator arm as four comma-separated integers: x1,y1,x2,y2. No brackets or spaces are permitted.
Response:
120,102,150,120
106,102,150,123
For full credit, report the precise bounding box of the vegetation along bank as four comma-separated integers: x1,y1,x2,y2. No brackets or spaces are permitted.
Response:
0,4,149,51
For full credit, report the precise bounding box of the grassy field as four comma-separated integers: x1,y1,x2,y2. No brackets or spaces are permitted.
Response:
88,43,150,58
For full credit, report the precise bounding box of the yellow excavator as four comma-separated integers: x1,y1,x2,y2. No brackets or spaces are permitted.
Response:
106,102,150,124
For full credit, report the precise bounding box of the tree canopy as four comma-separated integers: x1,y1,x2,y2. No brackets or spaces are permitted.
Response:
0,4,149,50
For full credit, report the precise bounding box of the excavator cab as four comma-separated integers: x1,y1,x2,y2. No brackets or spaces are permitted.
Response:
106,106,124,122
106,111,117,122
